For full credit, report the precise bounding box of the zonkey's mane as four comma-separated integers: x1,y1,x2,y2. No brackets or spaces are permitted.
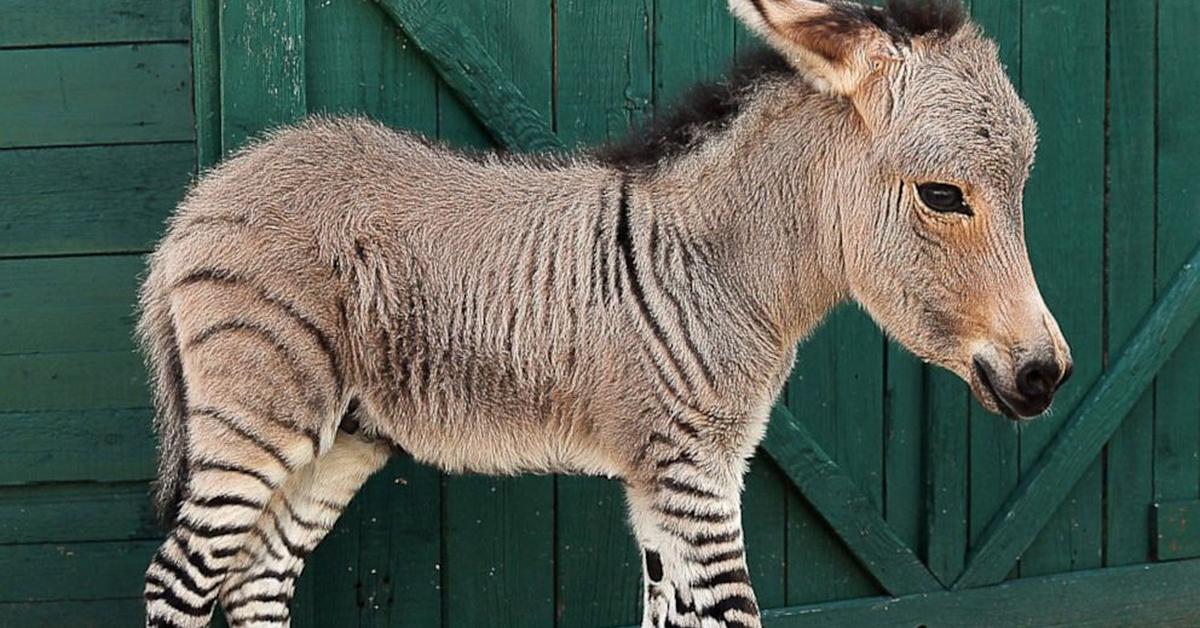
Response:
597,0,966,171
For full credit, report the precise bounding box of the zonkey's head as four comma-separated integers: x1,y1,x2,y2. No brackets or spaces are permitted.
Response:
731,0,1072,419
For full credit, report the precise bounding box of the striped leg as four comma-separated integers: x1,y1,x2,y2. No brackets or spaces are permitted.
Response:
144,407,316,628
216,432,389,627
627,448,760,627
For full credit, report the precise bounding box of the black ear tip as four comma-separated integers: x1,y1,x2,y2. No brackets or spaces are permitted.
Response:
883,0,968,38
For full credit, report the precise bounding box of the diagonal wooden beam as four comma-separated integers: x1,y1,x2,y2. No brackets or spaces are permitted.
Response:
373,0,563,153
762,406,943,595
954,242,1200,590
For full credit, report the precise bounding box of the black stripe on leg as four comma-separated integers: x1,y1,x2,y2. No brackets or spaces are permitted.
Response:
695,547,745,567
280,496,329,531
191,461,280,490
657,476,722,500
148,550,211,599
644,550,664,583
190,406,297,472
222,591,292,614
145,574,215,618
187,493,266,510
693,567,750,589
700,594,759,622
230,612,290,626
655,503,734,524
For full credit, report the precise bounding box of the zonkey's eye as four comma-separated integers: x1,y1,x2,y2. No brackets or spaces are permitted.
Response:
917,183,972,216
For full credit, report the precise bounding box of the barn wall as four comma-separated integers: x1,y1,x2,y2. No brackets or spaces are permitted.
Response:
0,0,1197,626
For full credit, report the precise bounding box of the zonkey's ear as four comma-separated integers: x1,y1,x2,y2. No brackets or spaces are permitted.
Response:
730,0,900,97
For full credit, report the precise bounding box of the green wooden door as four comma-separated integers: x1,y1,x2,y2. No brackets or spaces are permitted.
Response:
3,0,1200,626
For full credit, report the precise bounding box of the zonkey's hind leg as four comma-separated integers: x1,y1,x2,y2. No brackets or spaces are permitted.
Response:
144,407,317,628
626,430,759,628
217,432,390,627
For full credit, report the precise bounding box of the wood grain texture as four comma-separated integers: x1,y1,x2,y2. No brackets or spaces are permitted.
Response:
0,44,193,148
956,242,1200,589
219,0,305,152
765,558,1200,627
0,144,193,257
1104,0,1158,568
0,540,158,602
1154,0,1200,516
0,599,146,627
1154,500,1200,561
763,406,942,597
0,408,155,485
0,0,188,48
1016,0,1106,579
374,0,561,153
0,482,157,544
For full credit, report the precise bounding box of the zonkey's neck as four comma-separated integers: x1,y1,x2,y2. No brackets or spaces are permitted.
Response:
635,84,867,348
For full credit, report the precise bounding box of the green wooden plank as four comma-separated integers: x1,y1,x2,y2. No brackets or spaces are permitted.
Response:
0,145,192,257
0,351,148,411
0,482,156,544
1154,0,1200,513
0,44,192,148
924,369,968,585
193,0,221,169
219,0,306,152
785,308,886,603
1104,0,1157,568
1155,500,1200,561
743,458,788,608
0,408,155,485
0,540,157,602
764,559,1200,628
763,405,941,596
653,0,736,102
0,0,189,48
1017,0,1106,579
553,2,651,625
0,255,143,354
303,1,443,624
882,350,923,555
955,242,1200,589
963,0,1022,584
373,0,560,153
0,598,145,628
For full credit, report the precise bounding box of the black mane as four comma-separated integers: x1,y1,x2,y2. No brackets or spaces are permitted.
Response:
595,48,793,171
595,1,967,171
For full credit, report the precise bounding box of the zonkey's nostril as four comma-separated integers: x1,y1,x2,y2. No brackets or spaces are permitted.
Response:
1017,359,1061,400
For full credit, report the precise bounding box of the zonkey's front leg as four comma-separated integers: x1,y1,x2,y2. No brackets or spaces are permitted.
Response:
625,446,760,628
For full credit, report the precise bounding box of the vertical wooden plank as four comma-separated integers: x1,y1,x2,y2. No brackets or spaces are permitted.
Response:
785,308,884,604
1154,0,1200,513
302,1,443,625
883,350,924,556
219,0,305,152
192,0,221,169
1018,0,1106,577
925,370,969,585
554,1,652,625
1104,0,1157,568
965,0,1022,581
430,2,556,627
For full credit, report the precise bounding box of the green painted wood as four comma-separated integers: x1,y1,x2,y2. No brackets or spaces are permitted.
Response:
0,144,192,257
785,309,886,603
743,458,788,609
553,2,650,625
1017,0,1107,580
924,369,968,585
0,255,142,354
302,1,443,624
219,0,305,152
1104,0,1157,568
0,0,188,48
763,406,941,596
0,598,145,627
0,482,156,544
882,350,923,555
373,0,561,153
0,540,158,602
964,0,1023,583
0,44,192,148
1154,0,1200,513
193,0,221,169
0,409,154,485
764,559,1200,628
1154,500,1200,561
955,242,1200,590
0,351,147,412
